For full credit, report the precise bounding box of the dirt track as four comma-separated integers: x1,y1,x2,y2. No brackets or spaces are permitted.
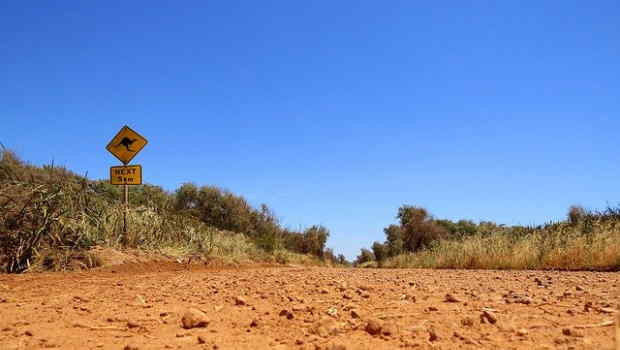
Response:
0,264,618,350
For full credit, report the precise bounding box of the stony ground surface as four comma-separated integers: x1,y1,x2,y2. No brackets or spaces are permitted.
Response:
0,263,619,349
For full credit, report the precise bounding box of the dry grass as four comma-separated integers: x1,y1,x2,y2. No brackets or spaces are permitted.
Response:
383,216,620,270
0,148,338,272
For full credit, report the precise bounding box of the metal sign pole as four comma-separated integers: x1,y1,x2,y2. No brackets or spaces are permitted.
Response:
123,182,128,243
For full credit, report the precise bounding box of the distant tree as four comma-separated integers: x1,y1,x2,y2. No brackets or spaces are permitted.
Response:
371,241,389,263
354,248,375,266
302,225,330,257
336,254,349,265
174,183,199,211
397,205,447,252
434,219,478,239
130,184,170,210
568,205,586,225
384,224,404,256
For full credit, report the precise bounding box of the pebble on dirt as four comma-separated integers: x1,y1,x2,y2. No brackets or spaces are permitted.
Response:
381,322,398,336
365,319,382,335
311,318,341,337
181,308,210,329
428,326,440,342
481,310,498,324
279,309,294,319
461,317,474,327
562,328,584,337
444,293,460,302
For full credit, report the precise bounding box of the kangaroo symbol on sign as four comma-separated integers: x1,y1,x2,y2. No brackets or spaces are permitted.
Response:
117,137,138,152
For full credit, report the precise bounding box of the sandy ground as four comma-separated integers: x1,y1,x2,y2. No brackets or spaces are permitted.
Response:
0,263,618,350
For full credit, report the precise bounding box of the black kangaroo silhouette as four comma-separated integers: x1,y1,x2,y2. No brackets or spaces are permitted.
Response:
117,137,138,152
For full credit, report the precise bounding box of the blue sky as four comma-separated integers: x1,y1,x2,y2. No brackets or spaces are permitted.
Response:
2,2,619,260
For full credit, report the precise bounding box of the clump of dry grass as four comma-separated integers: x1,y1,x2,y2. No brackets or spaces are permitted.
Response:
383,212,620,270
0,148,341,272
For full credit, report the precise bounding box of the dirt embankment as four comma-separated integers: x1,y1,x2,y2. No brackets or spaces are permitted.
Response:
0,264,619,350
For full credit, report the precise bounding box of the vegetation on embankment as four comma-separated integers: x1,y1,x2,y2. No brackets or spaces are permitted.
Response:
355,205,620,271
0,148,348,273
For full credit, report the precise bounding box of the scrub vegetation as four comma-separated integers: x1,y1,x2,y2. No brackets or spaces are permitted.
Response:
0,148,347,273
356,204,620,271
3,147,618,273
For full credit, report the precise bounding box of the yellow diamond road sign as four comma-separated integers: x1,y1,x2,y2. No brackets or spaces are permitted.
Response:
106,126,148,165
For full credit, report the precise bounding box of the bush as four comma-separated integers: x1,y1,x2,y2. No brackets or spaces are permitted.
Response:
379,205,620,271
0,149,340,272
354,248,375,266
567,205,586,225
396,205,448,252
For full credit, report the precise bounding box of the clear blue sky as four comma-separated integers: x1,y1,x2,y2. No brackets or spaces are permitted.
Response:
2,2,619,260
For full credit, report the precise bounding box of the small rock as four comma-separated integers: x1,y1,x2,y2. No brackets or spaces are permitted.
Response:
381,322,398,336
480,310,497,324
428,326,440,342
516,329,528,336
279,309,294,319
365,319,382,335
562,328,584,337
320,288,329,294
181,308,210,329
461,317,474,327
24,330,33,336
123,346,139,350
197,336,207,344
358,285,372,291
445,294,460,303
426,306,438,312
575,286,584,291
350,309,361,319
234,296,247,306
453,331,472,343
250,319,259,327
517,297,532,304
311,318,341,337
126,320,140,329
326,307,338,317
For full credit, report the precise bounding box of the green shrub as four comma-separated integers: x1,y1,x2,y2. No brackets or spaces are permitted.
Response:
0,148,340,272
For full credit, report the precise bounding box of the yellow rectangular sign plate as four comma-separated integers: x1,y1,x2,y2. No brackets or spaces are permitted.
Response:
110,165,142,185
106,126,148,165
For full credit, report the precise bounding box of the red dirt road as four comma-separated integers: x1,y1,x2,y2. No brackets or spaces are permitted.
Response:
0,264,618,350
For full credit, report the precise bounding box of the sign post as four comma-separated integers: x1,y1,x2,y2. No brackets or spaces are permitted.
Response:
106,126,148,243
